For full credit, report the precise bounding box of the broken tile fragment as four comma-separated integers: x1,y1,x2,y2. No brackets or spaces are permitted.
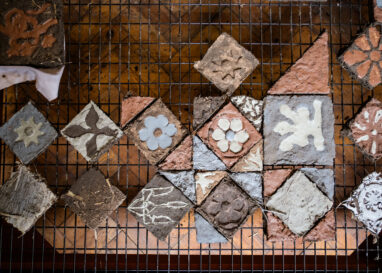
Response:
120,96,155,128
194,33,259,96
264,96,335,166
231,96,263,131
62,168,125,230
128,174,193,241
159,170,196,204
338,24,382,89
197,103,261,168
195,171,226,205
193,136,226,171
61,101,123,163
268,32,330,95
125,99,188,165
266,171,333,236
0,164,57,234
193,96,226,130
231,139,263,172
194,212,227,244
344,98,382,161
263,169,293,197
230,172,262,204
196,176,257,239
159,136,192,171
0,101,58,164
342,172,382,236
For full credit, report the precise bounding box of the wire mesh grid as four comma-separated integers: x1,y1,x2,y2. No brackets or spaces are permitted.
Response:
0,0,381,271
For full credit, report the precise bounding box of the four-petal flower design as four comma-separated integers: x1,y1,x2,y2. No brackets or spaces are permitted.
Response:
211,118,249,153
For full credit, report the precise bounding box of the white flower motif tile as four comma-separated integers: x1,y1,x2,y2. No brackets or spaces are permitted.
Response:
0,101,58,164
263,95,335,165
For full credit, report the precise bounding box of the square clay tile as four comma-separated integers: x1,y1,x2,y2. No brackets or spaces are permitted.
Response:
125,99,188,166
196,176,257,239
0,101,58,164
61,101,124,163
0,0,65,67
343,98,382,161
194,33,259,96
197,102,262,169
0,164,57,235
265,169,333,238
263,95,335,166
342,172,382,236
127,174,193,241
338,24,382,89
61,168,125,230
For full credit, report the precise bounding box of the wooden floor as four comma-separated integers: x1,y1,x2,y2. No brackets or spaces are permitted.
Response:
1,0,381,256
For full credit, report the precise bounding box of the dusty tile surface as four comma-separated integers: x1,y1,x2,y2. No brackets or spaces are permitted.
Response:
343,172,382,236
230,172,262,204
61,101,123,163
345,98,382,161
194,33,259,96
159,170,196,204
0,164,57,234
193,136,226,171
264,96,335,165
125,99,188,165
196,176,257,239
159,136,192,171
120,96,155,128
268,32,330,95
338,24,382,89
193,96,226,130
194,212,227,244
61,168,125,230
127,174,193,241
198,103,261,168
0,101,58,164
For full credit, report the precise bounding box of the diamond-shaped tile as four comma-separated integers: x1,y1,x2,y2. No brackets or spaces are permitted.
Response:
338,24,382,89
343,98,382,161
61,168,125,230
266,170,333,236
343,172,382,236
194,32,259,96
196,176,257,239
127,174,193,241
61,101,123,163
264,95,335,165
0,101,58,164
125,99,188,165
197,102,262,168
0,164,57,234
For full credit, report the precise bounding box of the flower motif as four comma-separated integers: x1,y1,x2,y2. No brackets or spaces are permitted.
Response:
211,118,249,153
342,26,382,88
139,115,177,151
14,117,44,147
350,99,382,159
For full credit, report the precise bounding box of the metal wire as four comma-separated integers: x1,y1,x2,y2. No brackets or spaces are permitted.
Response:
0,0,381,271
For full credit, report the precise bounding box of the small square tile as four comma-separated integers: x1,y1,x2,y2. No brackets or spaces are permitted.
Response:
61,168,125,230
343,172,382,236
0,101,58,164
338,24,382,89
125,99,188,165
127,174,193,241
264,95,335,165
61,101,123,163
266,170,333,236
194,33,259,96
0,0,65,67
0,164,57,234
197,103,262,168
343,98,382,161
196,176,257,239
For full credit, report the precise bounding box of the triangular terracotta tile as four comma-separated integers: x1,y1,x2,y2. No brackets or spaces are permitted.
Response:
304,210,335,241
120,96,155,127
268,31,330,95
158,136,192,171
263,169,292,197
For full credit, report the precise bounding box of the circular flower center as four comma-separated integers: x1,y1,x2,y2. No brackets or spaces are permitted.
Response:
370,50,381,62
372,129,378,136
154,128,163,137
226,130,235,141
24,127,34,136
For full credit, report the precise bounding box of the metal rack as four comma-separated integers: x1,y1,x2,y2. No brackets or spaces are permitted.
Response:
0,0,381,271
